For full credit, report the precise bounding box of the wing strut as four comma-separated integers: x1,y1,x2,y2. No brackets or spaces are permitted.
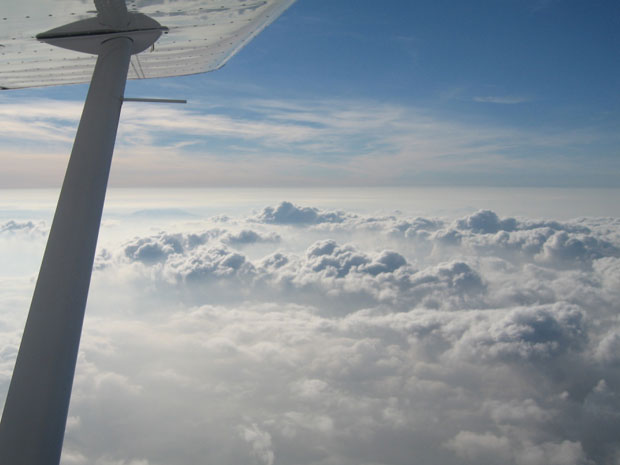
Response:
0,36,138,465
0,1,296,463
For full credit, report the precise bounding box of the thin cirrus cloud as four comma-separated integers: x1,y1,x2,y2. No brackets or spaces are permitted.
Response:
1,95,616,187
1,201,620,464
472,96,531,104
0,99,80,143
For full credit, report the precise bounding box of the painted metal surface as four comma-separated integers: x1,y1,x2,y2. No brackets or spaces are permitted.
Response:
0,0,296,89
0,36,133,465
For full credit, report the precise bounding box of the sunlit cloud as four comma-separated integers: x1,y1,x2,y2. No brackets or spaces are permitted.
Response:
3,201,619,465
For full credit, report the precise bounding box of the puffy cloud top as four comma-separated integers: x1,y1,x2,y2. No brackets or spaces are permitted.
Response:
456,210,518,233
0,219,47,236
256,201,351,224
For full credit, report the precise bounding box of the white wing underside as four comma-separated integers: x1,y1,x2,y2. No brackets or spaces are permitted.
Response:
0,0,295,89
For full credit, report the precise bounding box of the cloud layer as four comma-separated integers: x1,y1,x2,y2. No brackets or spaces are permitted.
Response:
1,202,619,465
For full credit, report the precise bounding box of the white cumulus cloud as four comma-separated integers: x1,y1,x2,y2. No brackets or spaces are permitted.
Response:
1,201,619,465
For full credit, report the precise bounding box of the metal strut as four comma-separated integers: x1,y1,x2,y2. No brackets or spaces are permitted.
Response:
0,37,132,465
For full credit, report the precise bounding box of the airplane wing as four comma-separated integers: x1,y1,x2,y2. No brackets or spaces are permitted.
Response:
0,0,296,89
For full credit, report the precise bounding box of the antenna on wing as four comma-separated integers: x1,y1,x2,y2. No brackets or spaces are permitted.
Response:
0,1,296,464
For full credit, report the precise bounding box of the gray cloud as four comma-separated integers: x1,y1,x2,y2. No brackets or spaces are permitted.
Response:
117,228,280,266
223,229,280,246
0,219,47,236
455,210,518,233
239,423,275,465
255,202,352,225
449,303,586,363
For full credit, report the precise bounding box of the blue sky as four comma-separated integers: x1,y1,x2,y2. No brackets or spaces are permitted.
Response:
229,0,619,118
0,0,619,187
